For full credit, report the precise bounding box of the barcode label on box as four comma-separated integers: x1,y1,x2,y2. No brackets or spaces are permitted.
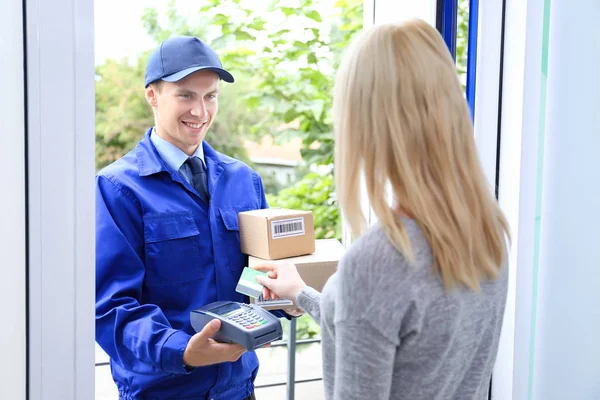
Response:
271,217,305,239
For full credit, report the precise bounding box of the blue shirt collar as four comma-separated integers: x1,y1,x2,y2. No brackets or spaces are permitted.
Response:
137,127,232,177
149,127,205,172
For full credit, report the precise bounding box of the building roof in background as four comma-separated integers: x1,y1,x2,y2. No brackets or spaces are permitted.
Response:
244,136,303,166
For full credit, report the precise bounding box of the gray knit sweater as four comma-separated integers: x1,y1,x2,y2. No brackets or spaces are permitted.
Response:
296,218,508,400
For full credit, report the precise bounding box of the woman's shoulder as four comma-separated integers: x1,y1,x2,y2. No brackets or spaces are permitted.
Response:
332,218,435,333
342,218,431,275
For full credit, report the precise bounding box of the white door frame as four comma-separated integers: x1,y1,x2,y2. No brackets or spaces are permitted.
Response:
0,1,27,398
24,0,96,398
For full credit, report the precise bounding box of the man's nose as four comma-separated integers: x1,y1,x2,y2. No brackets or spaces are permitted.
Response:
190,101,207,119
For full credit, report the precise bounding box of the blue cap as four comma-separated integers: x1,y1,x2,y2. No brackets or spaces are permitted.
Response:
144,36,234,88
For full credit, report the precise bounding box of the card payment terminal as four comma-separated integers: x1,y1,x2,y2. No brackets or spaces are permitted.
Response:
190,301,283,350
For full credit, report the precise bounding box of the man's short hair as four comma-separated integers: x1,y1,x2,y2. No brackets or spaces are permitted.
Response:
150,80,163,92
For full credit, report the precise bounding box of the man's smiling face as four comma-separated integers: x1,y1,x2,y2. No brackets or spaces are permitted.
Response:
146,70,220,156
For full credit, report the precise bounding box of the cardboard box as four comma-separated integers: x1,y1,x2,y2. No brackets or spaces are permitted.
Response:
238,208,315,260
248,239,346,295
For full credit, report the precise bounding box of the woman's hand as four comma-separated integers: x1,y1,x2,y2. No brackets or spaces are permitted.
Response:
251,261,307,306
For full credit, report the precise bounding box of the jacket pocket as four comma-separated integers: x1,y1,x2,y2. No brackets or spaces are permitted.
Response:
143,211,204,285
218,207,251,273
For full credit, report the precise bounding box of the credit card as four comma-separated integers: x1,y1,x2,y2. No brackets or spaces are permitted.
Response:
236,267,267,298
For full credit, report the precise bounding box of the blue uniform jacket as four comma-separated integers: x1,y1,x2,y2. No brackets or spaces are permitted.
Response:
96,129,285,400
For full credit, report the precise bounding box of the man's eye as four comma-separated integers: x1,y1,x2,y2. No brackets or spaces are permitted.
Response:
180,94,192,99
207,94,217,99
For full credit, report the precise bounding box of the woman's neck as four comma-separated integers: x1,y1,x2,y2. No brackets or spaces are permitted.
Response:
391,201,413,219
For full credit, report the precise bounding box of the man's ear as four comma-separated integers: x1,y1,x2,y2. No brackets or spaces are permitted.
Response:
145,86,158,108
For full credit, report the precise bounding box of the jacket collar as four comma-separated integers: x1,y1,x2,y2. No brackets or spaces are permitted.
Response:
136,128,232,177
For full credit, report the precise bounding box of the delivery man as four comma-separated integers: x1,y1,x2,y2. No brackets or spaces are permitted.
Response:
95,36,297,400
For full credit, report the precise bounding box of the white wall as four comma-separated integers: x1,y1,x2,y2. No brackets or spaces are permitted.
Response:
530,0,600,398
0,0,27,398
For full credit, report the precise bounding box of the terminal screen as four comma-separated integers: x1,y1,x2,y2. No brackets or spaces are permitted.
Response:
210,302,242,317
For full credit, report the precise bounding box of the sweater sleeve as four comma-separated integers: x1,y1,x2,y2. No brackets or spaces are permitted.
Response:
296,286,322,324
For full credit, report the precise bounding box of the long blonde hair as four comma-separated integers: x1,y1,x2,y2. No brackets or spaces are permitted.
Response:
334,19,510,290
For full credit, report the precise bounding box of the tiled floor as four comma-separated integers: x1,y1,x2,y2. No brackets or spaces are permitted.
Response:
95,342,325,400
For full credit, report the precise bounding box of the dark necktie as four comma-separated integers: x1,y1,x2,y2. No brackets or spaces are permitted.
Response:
185,157,209,203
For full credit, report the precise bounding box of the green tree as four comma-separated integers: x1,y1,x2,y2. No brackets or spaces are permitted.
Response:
456,0,470,89
197,0,364,168
95,56,153,170
267,171,339,239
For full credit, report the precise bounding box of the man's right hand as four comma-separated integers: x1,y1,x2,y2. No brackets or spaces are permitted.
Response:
183,319,247,368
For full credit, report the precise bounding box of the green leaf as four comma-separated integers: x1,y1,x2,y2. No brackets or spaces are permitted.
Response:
300,120,311,131
310,28,320,40
245,96,261,108
305,10,322,22
271,29,291,37
281,7,295,17
212,13,228,24
248,19,266,31
309,99,325,119
234,30,254,41
283,108,298,123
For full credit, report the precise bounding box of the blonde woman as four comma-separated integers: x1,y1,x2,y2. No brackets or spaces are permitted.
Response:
253,19,510,400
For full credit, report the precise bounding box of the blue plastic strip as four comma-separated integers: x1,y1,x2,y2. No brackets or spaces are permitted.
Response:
466,0,479,119
441,0,458,61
